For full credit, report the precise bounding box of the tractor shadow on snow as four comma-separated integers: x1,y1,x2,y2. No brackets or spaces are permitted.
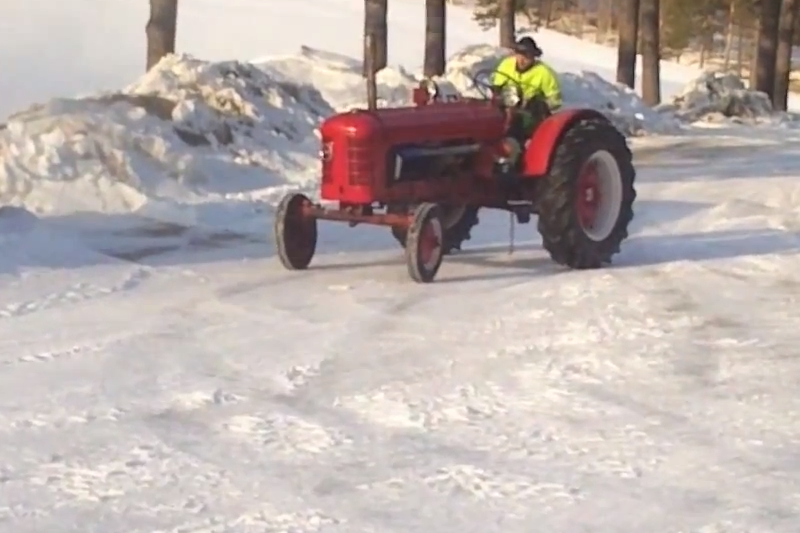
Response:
304,199,800,282
2,198,798,280
438,227,800,282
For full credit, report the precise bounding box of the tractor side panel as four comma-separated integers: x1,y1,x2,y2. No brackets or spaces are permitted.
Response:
521,108,608,177
320,102,507,205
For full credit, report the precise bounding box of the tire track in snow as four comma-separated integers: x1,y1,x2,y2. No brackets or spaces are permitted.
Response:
80,269,577,529
0,267,151,321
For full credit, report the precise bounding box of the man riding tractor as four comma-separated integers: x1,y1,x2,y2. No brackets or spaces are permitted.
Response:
490,36,563,175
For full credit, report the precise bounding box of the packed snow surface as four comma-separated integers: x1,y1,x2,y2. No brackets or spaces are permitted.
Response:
3,0,800,531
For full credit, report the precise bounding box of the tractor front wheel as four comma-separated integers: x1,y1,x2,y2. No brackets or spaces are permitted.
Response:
536,116,636,268
405,203,444,283
273,192,317,270
389,203,478,254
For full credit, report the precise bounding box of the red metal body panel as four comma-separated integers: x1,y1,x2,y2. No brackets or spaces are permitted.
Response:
319,100,506,204
521,108,607,177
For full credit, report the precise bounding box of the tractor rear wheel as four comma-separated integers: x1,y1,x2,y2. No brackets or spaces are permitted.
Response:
388,203,478,254
536,116,636,268
273,192,317,270
405,203,444,283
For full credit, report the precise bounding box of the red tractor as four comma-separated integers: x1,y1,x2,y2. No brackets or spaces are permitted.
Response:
272,70,636,283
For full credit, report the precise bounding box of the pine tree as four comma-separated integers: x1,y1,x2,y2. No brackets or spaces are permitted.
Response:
773,0,799,110
146,0,179,71
424,0,447,76
363,0,388,77
499,0,516,47
616,0,640,88
640,0,661,105
751,0,781,100
472,0,502,30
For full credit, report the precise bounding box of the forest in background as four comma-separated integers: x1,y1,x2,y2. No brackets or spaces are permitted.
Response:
144,0,799,111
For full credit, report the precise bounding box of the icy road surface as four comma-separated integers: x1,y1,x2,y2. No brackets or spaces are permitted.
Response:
1,134,800,532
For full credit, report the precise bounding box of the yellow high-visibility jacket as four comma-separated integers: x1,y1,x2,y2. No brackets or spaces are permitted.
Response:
491,56,562,110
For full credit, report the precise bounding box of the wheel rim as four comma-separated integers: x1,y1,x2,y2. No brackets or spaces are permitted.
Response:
575,150,623,242
418,217,442,271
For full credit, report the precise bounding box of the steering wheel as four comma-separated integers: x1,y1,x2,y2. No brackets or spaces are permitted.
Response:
471,68,524,107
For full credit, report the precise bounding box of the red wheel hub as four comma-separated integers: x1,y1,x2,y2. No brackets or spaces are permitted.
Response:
576,160,601,230
418,221,440,265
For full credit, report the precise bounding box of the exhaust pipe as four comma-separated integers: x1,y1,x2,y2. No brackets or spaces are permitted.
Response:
365,33,378,111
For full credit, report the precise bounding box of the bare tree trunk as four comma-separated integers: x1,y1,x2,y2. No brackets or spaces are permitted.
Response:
596,0,613,43
640,0,660,105
749,31,759,87
146,0,178,71
575,9,585,39
722,1,737,70
424,0,446,77
773,0,799,110
616,0,641,88
752,0,781,99
363,0,388,77
736,22,746,77
499,0,516,48
542,0,555,28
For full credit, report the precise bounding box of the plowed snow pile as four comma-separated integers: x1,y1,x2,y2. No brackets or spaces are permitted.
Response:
438,45,678,136
658,71,799,126
0,44,676,234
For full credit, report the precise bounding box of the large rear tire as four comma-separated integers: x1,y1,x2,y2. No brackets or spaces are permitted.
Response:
536,116,636,268
389,203,479,254
273,192,317,270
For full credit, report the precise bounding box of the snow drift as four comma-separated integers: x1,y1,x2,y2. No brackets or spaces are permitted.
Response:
0,55,333,222
658,71,797,126
439,45,678,136
0,44,674,234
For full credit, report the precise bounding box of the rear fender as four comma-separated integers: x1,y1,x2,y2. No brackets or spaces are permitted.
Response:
521,108,609,177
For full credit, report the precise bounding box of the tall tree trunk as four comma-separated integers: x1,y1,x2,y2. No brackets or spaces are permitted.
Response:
363,0,388,77
499,0,516,48
773,0,799,110
146,0,179,71
575,9,586,39
640,0,660,105
424,0,447,77
616,0,641,88
752,0,782,99
735,21,745,77
542,0,555,28
596,0,613,43
722,1,737,70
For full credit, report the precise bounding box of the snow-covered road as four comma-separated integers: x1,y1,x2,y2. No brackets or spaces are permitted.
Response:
4,0,800,529
2,138,800,532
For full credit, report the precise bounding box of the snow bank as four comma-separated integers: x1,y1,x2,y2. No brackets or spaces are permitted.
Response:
0,54,336,226
257,46,419,110
263,44,677,136
0,44,676,236
657,72,780,125
439,44,678,136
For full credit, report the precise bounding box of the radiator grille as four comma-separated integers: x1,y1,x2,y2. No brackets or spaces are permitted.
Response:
347,141,372,186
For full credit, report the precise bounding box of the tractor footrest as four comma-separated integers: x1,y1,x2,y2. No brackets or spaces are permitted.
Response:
506,200,533,224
